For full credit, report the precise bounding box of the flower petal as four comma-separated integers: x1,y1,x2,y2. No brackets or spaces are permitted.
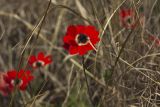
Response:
76,25,85,34
19,81,27,90
84,26,99,44
69,46,78,55
7,70,17,79
78,46,88,55
63,43,70,50
44,55,52,65
37,52,45,60
66,25,77,36
63,35,74,44
28,55,37,65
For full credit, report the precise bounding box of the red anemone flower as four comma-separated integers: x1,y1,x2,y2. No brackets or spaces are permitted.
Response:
119,8,136,29
0,72,10,96
28,52,52,68
63,25,100,55
3,70,34,91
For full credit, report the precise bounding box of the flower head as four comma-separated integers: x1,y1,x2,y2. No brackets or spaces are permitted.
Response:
63,25,100,55
3,70,34,91
119,8,136,29
28,52,52,69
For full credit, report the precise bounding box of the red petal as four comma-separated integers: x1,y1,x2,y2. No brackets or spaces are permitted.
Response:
120,9,127,18
120,9,134,20
66,25,77,36
92,36,100,44
44,55,52,65
37,52,45,60
63,35,75,44
18,69,25,78
63,43,70,50
63,25,77,44
19,71,33,90
28,55,37,65
79,44,94,55
76,25,85,34
26,71,34,80
84,26,99,44
69,46,78,55
23,71,33,81
85,26,99,36
127,9,134,16
86,44,94,50
19,81,27,90
78,46,88,55
7,70,17,79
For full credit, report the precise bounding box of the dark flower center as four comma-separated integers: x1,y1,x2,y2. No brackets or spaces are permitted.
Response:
127,18,131,23
33,60,45,68
77,34,88,44
14,79,20,85
126,17,134,25
11,79,22,86
36,61,42,67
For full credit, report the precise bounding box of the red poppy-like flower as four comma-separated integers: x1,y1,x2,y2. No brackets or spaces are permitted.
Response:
63,25,100,55
3,70,34,91
28,52,52,68
0,72,10,96
149,35,160,46
119,8,136,29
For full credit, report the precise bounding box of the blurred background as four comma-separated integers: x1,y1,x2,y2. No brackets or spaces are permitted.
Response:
0,0,160,107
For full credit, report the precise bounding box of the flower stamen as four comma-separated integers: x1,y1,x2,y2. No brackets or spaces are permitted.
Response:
125,16,134,25
33,61,45,68
76,34,89,46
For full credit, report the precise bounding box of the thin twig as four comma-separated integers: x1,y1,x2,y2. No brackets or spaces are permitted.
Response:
82,56,94,107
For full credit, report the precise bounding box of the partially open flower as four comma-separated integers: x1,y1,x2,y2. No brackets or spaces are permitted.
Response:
3,70,34,91
119,8,136,29
28,52,52,69
63,25,100,55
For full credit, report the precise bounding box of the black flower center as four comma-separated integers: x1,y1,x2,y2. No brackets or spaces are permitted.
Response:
14,79,20,85
127,18,131,23
33,61,45,68
127,18,132,23
126,17,133,24
11,79,21,86
36,61,42,67
77,34,89,44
